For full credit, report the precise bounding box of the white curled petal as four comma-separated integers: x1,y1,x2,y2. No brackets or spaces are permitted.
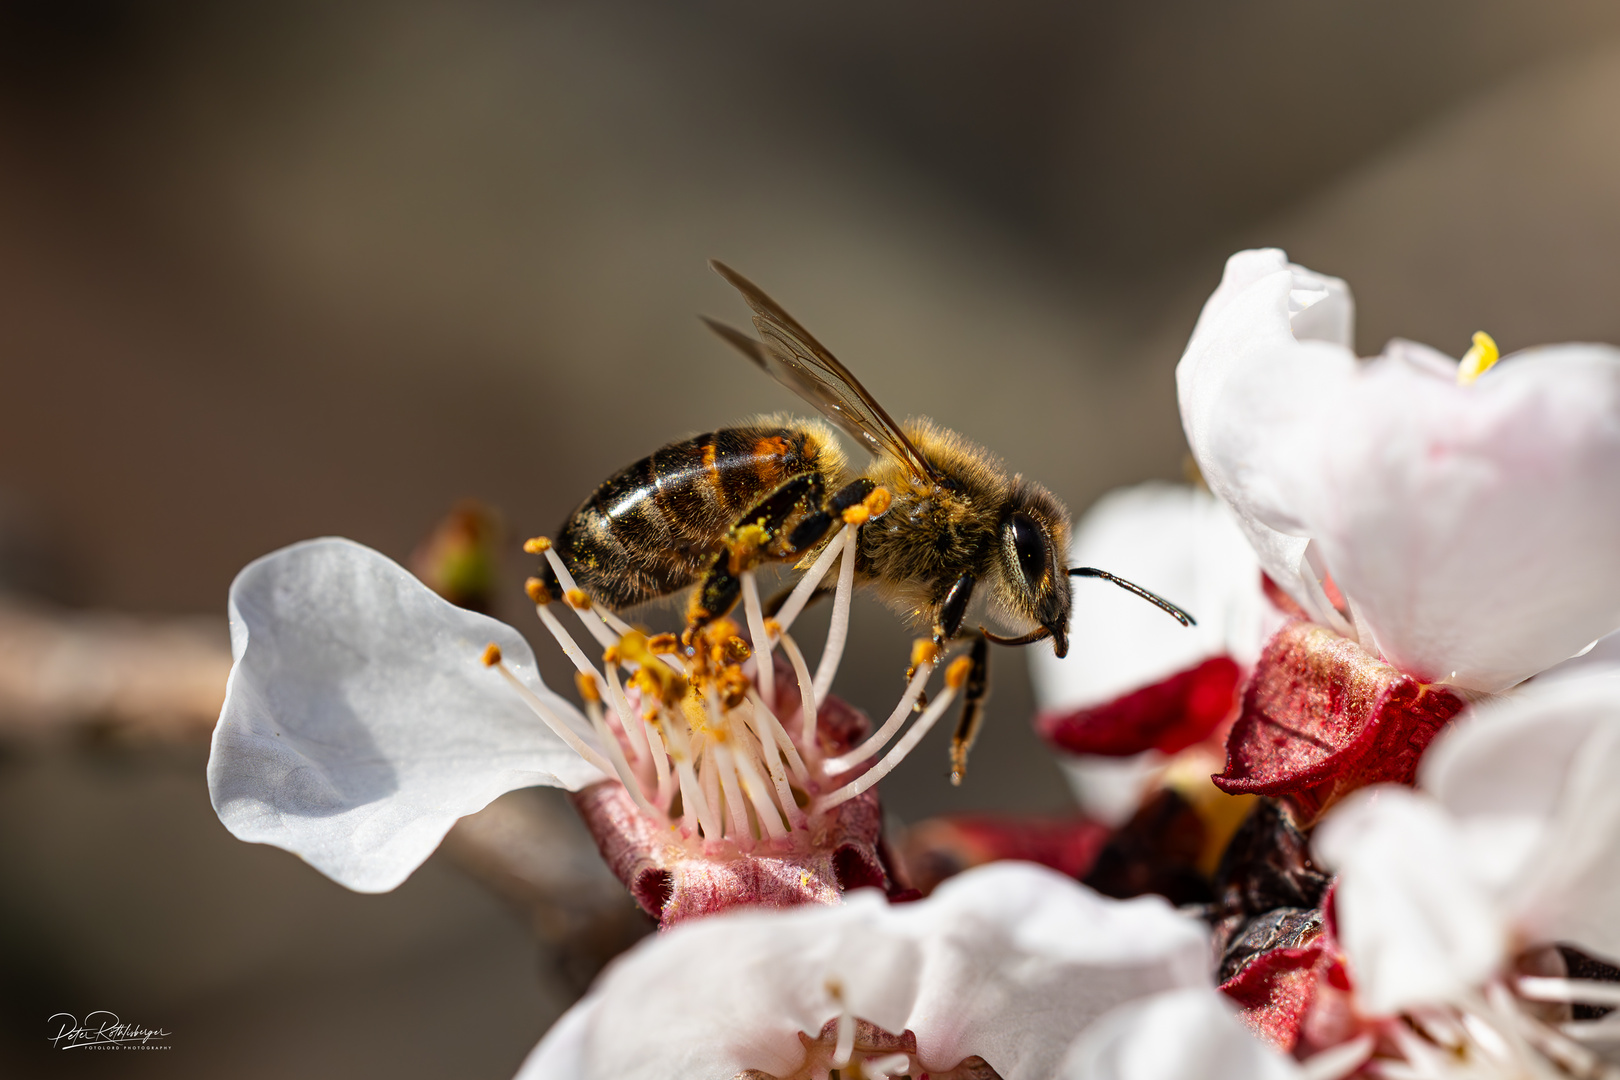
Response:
1424,666,1620,962
1177,250,1357,626
1030,483,1270,712
908,863,1210,1080
207,537,606,893
1057,987,1303,1080
1287,344,1620,691
1314,787,1509,1015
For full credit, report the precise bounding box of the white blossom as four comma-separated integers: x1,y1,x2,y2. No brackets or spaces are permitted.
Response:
1177,248,1620,692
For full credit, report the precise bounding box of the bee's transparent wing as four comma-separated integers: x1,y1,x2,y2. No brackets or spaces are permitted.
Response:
704,260,941,483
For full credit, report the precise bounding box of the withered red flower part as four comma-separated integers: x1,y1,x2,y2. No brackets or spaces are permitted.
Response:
1213,620,1466,824
1036,655,1243,758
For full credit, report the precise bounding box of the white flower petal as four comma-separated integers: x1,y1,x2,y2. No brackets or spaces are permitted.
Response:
207,537,605,893
1030,483,1270,712
1422,666,1620,964
1176,250,1357,628
575,888,921,1080
1313,786,1509,1016
528,862,1209,1080
908,863,1210,1080
1057,987,1303,1080
1284,343,1620,691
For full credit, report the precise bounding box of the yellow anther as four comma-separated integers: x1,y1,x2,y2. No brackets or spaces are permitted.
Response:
522,536,552,554
481,643,503,667
646,632,679,654
864,487,892,517
841,504,870,526
722,636,752,663
911,638,942,670
524,576,553,605
602,645,621,666
1457,331,1500,385
763,618,781,639
945,654,974,691
621,631,689,707
565,588,591,611
719,666,751,709
574,671,602,704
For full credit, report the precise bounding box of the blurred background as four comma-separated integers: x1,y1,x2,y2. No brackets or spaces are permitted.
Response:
7,1,1620,1075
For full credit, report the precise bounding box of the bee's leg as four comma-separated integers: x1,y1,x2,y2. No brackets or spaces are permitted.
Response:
778,477,876,557
948,634,991,786
688,473,825,632
908,574,976,703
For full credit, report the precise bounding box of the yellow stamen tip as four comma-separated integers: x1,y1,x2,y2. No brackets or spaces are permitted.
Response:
524,576,553,605
522,536,552,554
565,588,591,611
1457,330,1500,385
945,654,973,690
911,638,941,669
646,632,679,654
841,504,870,526
864,487,892,516
481,643,503,667
574,671,602,704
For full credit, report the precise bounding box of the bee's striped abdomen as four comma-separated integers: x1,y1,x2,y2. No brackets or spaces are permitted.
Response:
554,421,837,610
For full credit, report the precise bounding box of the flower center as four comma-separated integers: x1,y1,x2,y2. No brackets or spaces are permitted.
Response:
484,526,974,850
1456,330,1501,385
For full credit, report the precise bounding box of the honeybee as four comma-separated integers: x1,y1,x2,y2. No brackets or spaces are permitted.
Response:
537,261,1191,781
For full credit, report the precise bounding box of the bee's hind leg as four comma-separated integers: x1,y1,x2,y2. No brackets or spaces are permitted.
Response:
948,634,991,786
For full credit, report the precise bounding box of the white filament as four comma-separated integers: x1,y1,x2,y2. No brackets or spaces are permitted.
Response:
825,661,934,775
819,681,960,811
772,525,849,637
740,569,775,707
812,528,859,704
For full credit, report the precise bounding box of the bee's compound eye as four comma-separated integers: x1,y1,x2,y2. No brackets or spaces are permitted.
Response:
1008,513,1048,588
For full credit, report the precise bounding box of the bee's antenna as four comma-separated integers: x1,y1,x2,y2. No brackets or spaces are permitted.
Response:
1069,567,1196,627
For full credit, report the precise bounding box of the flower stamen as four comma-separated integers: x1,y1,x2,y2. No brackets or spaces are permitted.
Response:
1456,330,1501,385
819,654,972,812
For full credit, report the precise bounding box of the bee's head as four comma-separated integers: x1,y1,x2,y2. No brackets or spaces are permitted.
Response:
990,482,1072,657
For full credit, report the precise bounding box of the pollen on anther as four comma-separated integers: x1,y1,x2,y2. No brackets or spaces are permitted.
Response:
481,643,503,667
574,671,602,703
911,638,942,669
523,536,553,554
945,654,973,690
524,576,553,605
647,632,679,654
841,504,871,526
863,487,892,516
565,588,592,610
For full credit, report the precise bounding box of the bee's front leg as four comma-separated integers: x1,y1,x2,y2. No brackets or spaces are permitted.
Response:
948,634,991,786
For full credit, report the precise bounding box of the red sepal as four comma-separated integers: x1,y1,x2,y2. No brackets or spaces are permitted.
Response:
1214,621,1466,823
1219,941,1326,1053
1035,656,1244,757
